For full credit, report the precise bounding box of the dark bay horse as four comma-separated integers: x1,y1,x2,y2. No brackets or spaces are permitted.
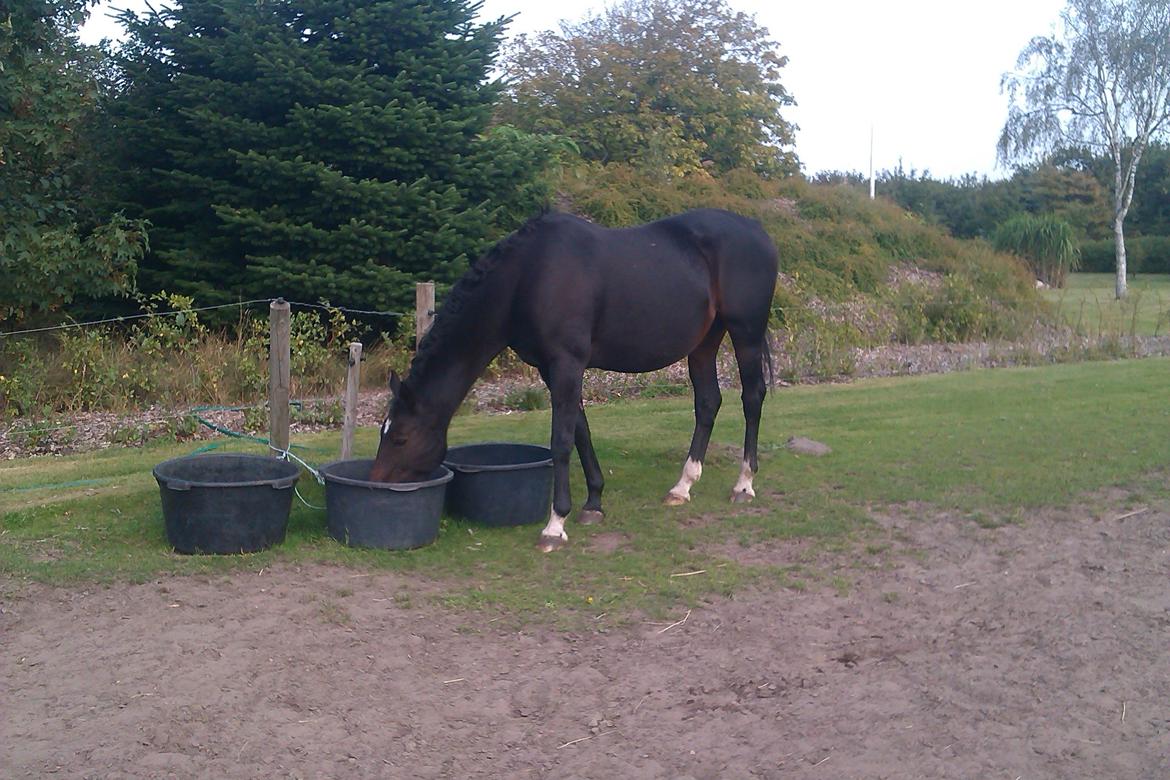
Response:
370,209,779,551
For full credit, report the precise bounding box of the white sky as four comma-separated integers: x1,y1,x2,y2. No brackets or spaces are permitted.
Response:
82,0,1068,180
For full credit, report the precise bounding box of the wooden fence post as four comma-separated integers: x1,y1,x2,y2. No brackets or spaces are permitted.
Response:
340,341,363,459
268,298,291,456
416,281,435,349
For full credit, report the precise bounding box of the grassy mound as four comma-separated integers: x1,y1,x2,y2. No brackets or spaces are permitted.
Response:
560,165,1044,379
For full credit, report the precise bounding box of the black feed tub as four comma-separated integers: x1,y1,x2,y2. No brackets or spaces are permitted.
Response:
443,442,553,527
153,453,299,554
320,459,452,549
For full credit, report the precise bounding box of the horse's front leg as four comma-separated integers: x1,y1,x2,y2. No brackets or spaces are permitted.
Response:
538,364,586,552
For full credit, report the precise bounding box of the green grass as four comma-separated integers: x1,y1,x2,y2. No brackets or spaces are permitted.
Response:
1043,273,1170,337
3,358,1169,620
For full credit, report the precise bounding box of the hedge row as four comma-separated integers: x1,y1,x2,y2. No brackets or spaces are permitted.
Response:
1080,236,1170,274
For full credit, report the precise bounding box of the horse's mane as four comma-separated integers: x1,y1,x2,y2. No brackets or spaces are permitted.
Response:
395,212,553,411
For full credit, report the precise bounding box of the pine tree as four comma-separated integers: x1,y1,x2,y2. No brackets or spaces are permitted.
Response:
111,0,553,314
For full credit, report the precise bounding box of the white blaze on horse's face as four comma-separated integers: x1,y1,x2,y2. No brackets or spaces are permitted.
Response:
732,459,756,499
381,417,391,437
667,457,703,502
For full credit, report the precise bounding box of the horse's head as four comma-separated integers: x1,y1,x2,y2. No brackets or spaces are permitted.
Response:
368,372,447,483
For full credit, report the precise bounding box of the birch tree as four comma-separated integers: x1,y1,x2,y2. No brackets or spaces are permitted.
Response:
999,0,1170,298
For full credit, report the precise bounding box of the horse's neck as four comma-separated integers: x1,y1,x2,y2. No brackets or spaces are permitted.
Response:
405,245,519,427
408,320,507,429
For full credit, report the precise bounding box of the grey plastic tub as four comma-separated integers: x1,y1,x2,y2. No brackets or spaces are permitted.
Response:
320,459,452,549
443,442,553,527
153,453,300,554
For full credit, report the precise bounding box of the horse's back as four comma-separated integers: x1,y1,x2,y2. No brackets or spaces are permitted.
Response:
505,209,777,371
528,208,776,275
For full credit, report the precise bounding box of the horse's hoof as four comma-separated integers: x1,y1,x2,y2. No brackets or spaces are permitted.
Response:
730,490,754,504
537,534,567,553
663,492,690,506
578,509,605,526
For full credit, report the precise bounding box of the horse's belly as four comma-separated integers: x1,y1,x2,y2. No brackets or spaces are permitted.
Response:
587,296,716,373
587,350,686,373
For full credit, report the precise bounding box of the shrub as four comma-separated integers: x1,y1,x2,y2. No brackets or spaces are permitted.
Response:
0,296,412,420
1081,235,1170,275
992,214,1081,287
503,386,549,411
1079,238,1115,273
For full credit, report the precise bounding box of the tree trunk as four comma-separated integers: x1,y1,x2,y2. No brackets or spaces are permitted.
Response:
1114,216,1128,300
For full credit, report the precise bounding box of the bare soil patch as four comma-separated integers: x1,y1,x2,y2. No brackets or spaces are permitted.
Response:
586,532,630,554
3,501,1169,778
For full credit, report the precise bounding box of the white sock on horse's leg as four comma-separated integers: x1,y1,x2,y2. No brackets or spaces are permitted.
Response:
730,459,755,502
538,509,569,551
666,457,702,503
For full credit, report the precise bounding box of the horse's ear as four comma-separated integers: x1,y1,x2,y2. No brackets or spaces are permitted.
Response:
388,370,415,410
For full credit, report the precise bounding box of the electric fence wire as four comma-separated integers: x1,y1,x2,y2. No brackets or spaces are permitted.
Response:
0,299,273,338
0,298,406,339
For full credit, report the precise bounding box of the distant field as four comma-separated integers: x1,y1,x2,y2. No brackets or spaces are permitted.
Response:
1043,273,1170,337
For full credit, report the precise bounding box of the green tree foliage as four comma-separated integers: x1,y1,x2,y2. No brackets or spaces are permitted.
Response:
0,0,147,325
1021,166,1110,237
1000,0,1170,298
1071,142,1170,274
497,0,797,178
109,0,559,314
816,162,1109,244
1125,142,1170,236
993,213,1081,287
877,168,1020,240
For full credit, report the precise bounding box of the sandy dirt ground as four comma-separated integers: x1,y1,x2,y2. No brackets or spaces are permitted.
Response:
3,503,1169,779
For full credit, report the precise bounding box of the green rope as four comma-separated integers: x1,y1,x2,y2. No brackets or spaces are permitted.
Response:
187,403,331,453
190,411,271,447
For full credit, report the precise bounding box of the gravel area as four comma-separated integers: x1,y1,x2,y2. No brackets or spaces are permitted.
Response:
4,333,1169,461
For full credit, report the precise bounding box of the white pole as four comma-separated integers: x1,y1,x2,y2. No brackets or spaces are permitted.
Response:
869,125,876,200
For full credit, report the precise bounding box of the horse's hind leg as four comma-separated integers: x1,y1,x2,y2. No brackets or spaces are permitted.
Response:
575,404,605,524
665,325,726,505
727,329,767,504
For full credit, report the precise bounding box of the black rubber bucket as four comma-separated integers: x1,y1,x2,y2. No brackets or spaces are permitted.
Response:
443,442,553,527
153,453,300,554
320,459,452,549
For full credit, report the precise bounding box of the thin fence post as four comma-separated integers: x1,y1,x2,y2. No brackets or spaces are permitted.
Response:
340,341,363,459
269,298,291,456
416,281,435,349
